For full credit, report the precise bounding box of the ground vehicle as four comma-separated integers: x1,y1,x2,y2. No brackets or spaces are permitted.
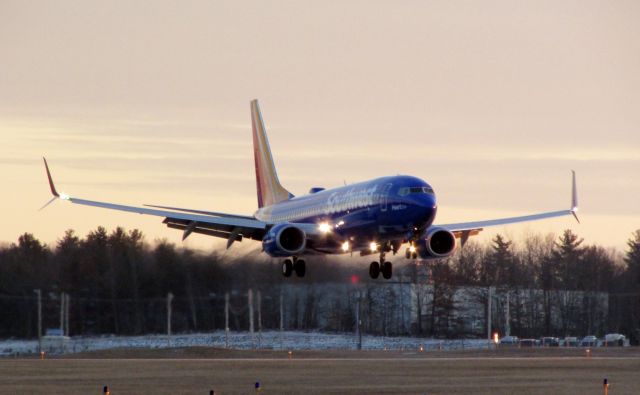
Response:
541,337,560,347
580,335,597,347
563,337,579,347
500,336,519,345
520,339,538,347
604,333,626,346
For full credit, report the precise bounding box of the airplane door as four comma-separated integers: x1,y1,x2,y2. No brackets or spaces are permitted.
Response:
380,183,393,212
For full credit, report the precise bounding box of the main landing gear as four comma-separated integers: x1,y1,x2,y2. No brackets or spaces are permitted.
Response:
369,251,392,280
282,257,306,278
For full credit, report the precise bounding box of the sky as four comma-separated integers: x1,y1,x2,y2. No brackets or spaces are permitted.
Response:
1,0,638,254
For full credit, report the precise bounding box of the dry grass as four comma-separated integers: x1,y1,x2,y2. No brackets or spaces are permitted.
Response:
1,347,639,394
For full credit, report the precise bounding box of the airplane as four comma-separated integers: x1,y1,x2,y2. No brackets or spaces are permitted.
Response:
42,99,579,279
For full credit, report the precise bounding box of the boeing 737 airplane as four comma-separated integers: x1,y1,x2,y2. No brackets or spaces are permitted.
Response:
42,100,579,279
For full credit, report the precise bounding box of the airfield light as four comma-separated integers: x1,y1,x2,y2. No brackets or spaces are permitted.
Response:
318,222,332,234
493,333,499,344
342,241,350,252
370,242,378,252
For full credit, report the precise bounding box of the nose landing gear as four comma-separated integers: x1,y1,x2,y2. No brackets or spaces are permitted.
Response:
369,251,393,280
282,257,306,278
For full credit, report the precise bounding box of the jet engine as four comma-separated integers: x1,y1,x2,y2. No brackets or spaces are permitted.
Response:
263,223,307,257
415,227,457,259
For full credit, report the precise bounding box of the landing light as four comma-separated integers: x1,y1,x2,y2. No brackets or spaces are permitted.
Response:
342,241,350,252
409,245,416,253
370,242,378,252
318,222,332,233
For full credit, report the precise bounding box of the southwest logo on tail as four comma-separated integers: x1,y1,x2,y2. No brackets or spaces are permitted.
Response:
42,100,579,279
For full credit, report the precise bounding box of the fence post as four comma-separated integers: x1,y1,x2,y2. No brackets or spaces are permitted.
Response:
34,289,42,353
487,286,492,347
279,288,284,349
64,294,70,336
225,292,229,349
505,291,510,337
167,292,174,346
356,291,362,350
59,292,65,335
257,290,262,349
248,289,254,348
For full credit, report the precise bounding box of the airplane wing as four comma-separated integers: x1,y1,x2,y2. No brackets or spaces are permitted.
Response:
42,158,267,245
434,171,579,245
142,204,255,220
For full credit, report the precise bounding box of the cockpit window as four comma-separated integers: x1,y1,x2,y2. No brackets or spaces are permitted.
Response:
398,186,434,196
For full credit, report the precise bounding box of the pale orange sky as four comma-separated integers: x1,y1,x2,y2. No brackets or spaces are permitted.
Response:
1,0,638,253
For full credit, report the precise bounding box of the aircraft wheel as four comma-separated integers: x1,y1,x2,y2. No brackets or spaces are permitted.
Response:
405,248,411,259
294,259,306,277
369,261,380,279
282,259,293,277
381,261,393,279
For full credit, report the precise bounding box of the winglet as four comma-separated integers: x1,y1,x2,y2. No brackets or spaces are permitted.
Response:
43,157,59,197
571,170,579,223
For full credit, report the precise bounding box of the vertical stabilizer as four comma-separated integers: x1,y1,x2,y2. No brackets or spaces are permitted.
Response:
251,100,293,208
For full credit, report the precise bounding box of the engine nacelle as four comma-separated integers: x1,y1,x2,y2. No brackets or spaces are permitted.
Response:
415,227,457,259
263,223,307,257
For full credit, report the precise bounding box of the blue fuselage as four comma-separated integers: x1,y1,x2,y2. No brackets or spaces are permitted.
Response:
255,175,437,254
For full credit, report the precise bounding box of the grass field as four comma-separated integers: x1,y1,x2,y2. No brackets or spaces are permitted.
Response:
1,347,639,394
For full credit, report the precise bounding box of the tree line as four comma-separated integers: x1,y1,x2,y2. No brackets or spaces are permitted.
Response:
0,227,639,343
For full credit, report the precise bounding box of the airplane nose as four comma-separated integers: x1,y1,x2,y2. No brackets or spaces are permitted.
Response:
414,194,437,224
420,194,437,210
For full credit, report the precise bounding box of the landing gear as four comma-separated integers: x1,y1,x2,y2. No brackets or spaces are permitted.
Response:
381,261,392,279
282,257,306,278
282,259,293,277
405,246,418,260
369,251,393,280
294,258,306,277
369,261,380,279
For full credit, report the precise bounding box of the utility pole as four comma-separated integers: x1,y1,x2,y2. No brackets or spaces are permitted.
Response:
224,292,229,349
34,289,42,353
166,292,174,346
487,286,492,344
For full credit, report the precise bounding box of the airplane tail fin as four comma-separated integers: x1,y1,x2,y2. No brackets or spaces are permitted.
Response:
251,100,293,208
